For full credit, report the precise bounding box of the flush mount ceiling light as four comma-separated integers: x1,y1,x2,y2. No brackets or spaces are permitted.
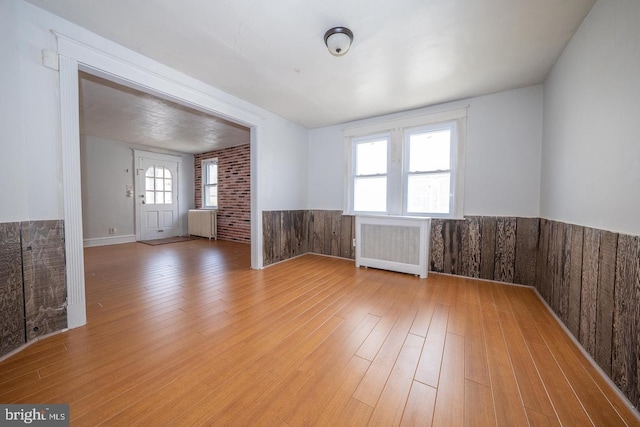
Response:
324,27,353,56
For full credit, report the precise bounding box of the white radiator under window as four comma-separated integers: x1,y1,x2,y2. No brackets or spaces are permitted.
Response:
355,215,431,278
188,209,217,239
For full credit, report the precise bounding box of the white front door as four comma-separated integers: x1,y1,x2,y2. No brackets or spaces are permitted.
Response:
137,157,179,240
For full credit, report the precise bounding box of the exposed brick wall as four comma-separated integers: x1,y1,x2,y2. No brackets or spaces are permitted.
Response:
194,144,250,243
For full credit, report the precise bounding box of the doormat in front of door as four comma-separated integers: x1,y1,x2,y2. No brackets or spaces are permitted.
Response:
138,236,195,246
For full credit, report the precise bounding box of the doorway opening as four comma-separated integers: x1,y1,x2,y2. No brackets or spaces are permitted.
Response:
78,72,252,247
58,36,263,329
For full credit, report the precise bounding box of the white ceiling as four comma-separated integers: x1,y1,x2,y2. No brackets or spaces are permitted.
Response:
31,0,595,150
79,73,250,153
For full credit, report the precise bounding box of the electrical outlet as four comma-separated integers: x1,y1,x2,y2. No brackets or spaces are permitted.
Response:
352,238,356,247
109,228,116,235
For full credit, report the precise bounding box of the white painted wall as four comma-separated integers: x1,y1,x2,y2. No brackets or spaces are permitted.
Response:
307,125,345,210
308,85,543,217
80,136,194,244
465,86,542,217
0,0,27,222
80,136,135,241
541,0,640,235
18,2,64,221
1,0,63,222
258,119,309,211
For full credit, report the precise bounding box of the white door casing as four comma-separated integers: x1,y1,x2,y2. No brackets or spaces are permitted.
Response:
57,33,263,331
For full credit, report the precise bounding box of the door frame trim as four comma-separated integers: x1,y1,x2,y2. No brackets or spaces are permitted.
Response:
57,32,264,330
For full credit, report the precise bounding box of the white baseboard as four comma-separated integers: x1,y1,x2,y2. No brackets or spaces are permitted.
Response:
83,234,136,247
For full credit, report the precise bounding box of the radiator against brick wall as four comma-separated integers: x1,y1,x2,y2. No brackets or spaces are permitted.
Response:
188,209,217,239
355,215,431,278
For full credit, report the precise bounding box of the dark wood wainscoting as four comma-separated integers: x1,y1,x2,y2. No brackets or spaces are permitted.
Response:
0,220,67,358
429,217,539,287
536,219,640,408
262,210,354,265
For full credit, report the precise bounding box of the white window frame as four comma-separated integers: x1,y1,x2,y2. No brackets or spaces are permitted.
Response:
351,133,391,214
202,158,218,209
404,122,457,216
344,107,467,219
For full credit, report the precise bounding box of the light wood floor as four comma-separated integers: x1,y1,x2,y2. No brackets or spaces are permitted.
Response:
1,239,638,426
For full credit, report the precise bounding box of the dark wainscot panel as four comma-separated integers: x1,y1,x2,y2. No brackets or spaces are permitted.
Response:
536,219,640,408
263,210,354,266
429,216,539,287
0,222,26,356
1,220,68,358
22,220,68,341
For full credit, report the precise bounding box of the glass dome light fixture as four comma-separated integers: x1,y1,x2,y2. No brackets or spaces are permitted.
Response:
324,27,354,56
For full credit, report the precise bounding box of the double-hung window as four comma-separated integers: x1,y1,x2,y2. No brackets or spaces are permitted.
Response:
202,158,218,209
345,107,466,218
353,134,389,213
405,123,454,215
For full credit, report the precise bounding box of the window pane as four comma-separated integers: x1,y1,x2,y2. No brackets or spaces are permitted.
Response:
155,178,164,191
354,176,386,212
163,168,172,179
164,178,172,191
210,187,217,206
409,130,450,172
204,186,218,208
164,192,172,204
206,163,218,185
155,167,164,178
145,167,154,177
356,140,387,175
407,173,450,214
145,177,154,191
145,191,155,204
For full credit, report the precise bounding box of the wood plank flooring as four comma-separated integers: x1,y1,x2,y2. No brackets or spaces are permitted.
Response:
1,239,638,426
